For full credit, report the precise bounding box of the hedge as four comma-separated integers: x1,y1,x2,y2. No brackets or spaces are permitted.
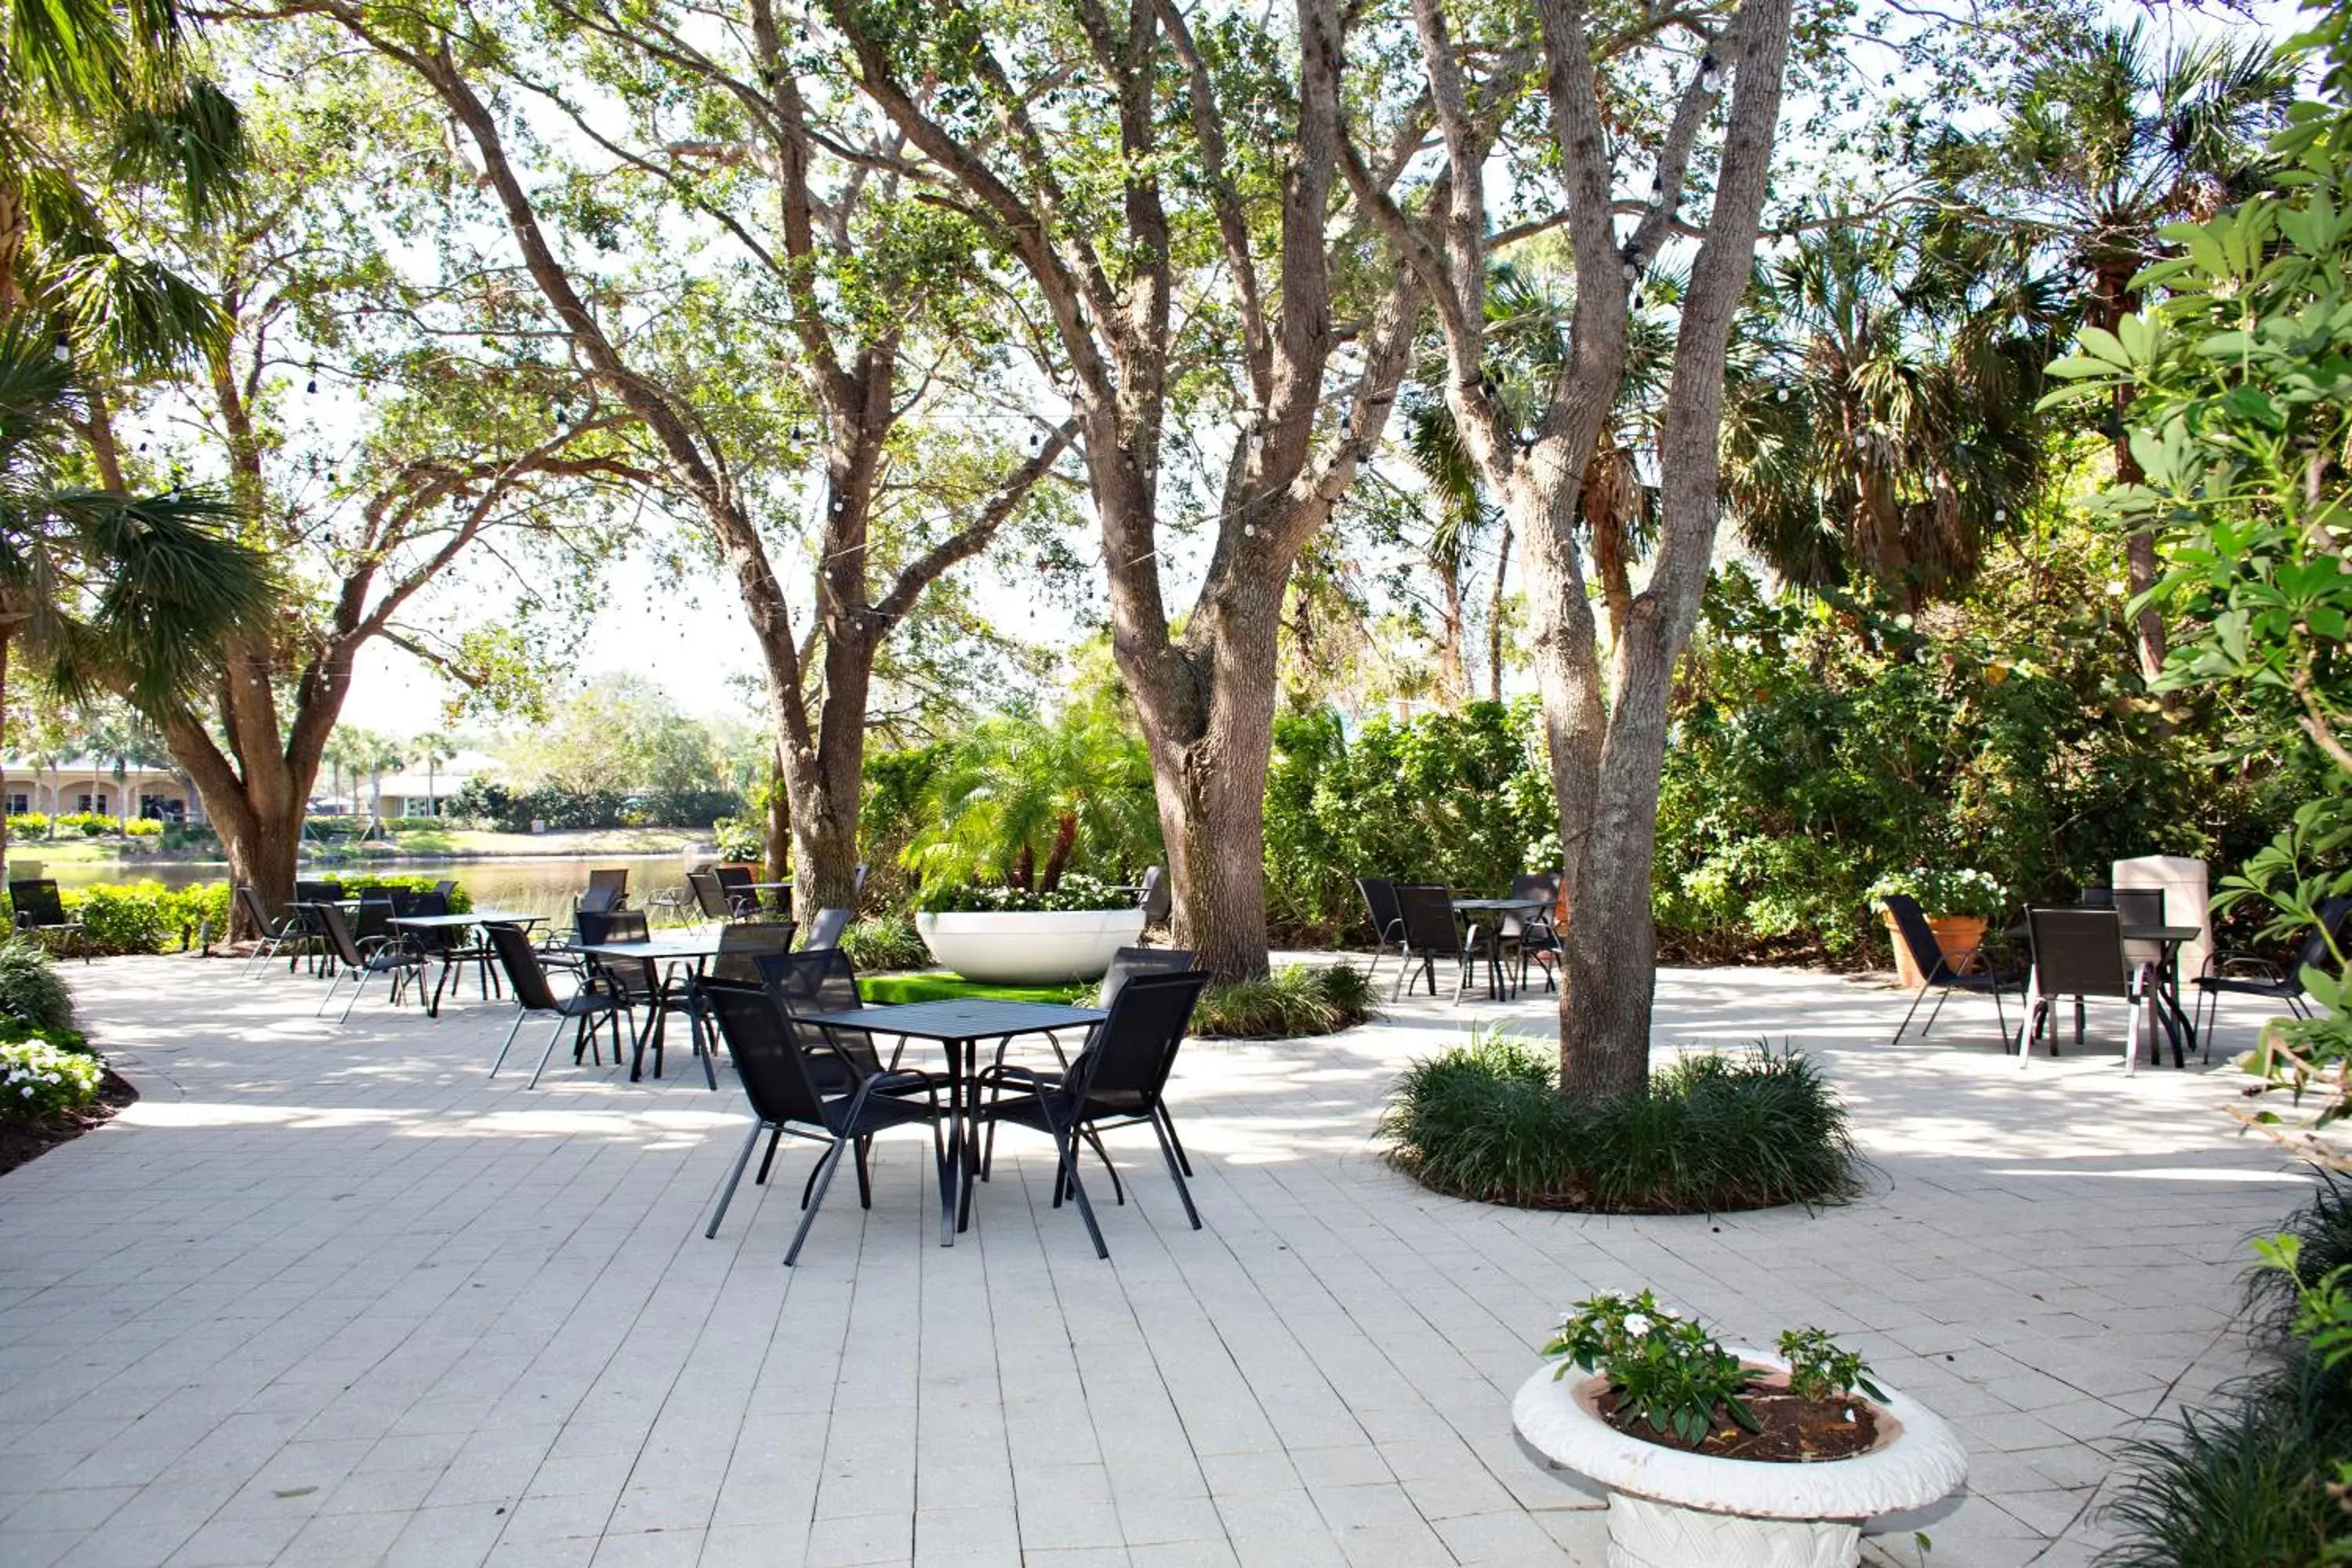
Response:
5,874,469,957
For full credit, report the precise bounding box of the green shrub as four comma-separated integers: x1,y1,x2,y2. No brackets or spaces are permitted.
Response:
711,815,765,862
917,872,1134,913
1381,1035,1864,1214
1194,962,1375,1038
840,914,931,971
7,812,49,838
337,874,473,914
0,1036,104,1122
56,882,231,955
123,818,164,839
0,939,76,1030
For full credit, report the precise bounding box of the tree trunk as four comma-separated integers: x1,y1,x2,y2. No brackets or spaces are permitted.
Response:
1488,517,1512,704
764,748,791,884
0,622,11,886
1040,811,1079,893
2092,255,2166,684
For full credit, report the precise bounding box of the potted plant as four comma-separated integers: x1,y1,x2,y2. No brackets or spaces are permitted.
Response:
1865,867,2006,988
1512,1290,1966,1567
915,873,1146,985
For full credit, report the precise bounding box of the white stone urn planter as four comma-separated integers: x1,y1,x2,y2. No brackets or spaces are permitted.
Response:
915,908,1145,985
1512,1349,1968,1568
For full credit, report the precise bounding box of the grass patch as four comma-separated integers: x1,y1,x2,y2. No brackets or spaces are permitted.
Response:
1379,1031,1864,1214
858,973,1093,1006
1194,962,1375,1038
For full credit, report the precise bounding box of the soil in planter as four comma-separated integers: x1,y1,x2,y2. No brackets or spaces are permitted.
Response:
1599,1386,1881,1463
0,1069,139,1180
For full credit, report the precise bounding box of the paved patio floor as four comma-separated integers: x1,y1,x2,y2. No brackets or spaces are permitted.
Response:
0,951,2316,1567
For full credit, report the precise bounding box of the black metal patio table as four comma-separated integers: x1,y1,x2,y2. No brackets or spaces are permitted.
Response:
1450,897,1552,1002
796,998,1107,1246
2013,921,2204,1064
390,911,543,1016
573,926,732,1087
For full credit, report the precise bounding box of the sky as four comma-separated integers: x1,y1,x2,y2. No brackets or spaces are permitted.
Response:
328,0,2312,749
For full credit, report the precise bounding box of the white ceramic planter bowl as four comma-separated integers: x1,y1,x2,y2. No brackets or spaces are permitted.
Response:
915,908,1147,985
1512,1350,1968,1568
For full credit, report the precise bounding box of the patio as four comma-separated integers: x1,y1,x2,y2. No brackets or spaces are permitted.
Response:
0,954,2311,1568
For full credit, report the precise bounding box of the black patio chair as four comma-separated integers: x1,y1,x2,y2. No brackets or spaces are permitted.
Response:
973,970,1212,1261
577,909,709,1085
687,869,737,921
800,907,852,951
755,947,913,1080
576,885,622,917
312,902,426,1022
9,879,87,962
234,886,303,978
712,920,799,983
712,865,766,917
699,979,949,1265
432,879,458,899
288,880,344,973
1503,872,1563,992
1356,877,1406,983
1388,884,1482,1002
405,891,502,1006
485,923,632,1087
2193,897,2352,1058
1884,893,2024,1044
2024,907,2159,1072
587,867,630,908
985,946,1202,1178
385,885,426,916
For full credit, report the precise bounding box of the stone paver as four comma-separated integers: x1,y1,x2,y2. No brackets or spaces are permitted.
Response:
0,952,2314,1566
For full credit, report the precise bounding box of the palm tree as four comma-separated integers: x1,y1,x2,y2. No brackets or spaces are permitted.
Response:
411,731,457,818
903,704,1161,895
0,321,272,877
1721,217,2065,607
1932,22,2296,671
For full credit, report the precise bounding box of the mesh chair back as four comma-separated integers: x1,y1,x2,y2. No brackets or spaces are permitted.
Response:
1356,878,1403,944
296,880,343,904
234,884,279,935
1067,971,1210,1105
316,902,366,967
688,871,733,920
1137,866,1171,925
354,898,394,946
2113,887,2168,965
757,948,862,1015
1394,884,1459,952
712,921,797,983
2295,898,2352,975
9,880,67,926
577,909,649,946
713,866,756,900
1503,873,1560,937
409,891,450,917
702,980,833,1127
2029,908,2132,998
486,923,564,1011
587,867,629,902
578,885,622,916
802,907,852,950
1879,895,1951,981
1098,946,1195,1007
2079,886,2115,909
386,886,423,916
433,880,457,898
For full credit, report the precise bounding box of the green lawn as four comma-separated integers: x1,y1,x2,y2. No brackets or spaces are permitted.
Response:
858,973,1095,1006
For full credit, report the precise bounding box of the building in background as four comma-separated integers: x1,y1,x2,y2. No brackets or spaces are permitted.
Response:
2,757,206,823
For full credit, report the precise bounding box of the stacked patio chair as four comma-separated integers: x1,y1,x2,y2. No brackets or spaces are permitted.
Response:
699,978,949,1265
2192,897,2352,1058
975,969,1213,1260
1884,894,2024,1045
9,879,88,962
485,922,633,1087
312,902,426,1022
2022,907,2161,1072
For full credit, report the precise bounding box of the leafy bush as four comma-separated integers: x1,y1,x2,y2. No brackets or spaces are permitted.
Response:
1194,962,1375,1038
445,778,745,832
711,814,764,863
0,939,76,1030
0,1036,103,1122
918,871,1135,913
7,812,49,838
54,811,108,837
123,818,164,839
62,882,230,954
839,914,931,971
1381,1034,1865,1213
1262,701,1555,945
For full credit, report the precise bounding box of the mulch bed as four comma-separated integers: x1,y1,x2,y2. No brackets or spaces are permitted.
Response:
0,1069,140,1181
1599,1385,1880,1462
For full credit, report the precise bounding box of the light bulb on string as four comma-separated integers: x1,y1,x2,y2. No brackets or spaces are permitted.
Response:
52,332,70,363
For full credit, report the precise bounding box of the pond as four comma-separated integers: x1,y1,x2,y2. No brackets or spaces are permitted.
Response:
31,853,699,924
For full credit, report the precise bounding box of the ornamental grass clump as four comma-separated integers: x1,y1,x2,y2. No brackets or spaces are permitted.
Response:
1381,1032,1864,1214
0,938,75,1031
1193,962,1374,1038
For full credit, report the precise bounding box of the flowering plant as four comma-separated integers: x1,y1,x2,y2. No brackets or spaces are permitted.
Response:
1865,866,2007,921
1777,1327,1886,1404
918,872,1137,914
1542,1289,1757,1445
0,1037,104,1122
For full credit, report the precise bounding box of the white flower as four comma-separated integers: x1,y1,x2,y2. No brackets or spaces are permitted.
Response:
1623,1313,1653,1338
19,1086,33,1098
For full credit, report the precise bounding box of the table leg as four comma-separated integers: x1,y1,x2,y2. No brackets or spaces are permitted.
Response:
958,1040,982,1235
942,1036,969,1247
428,960,450,1018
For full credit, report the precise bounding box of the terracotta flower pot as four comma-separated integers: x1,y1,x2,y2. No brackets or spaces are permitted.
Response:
1885,912,1988,988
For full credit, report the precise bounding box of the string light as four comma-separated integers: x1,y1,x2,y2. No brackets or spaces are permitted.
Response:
52,332,70,362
